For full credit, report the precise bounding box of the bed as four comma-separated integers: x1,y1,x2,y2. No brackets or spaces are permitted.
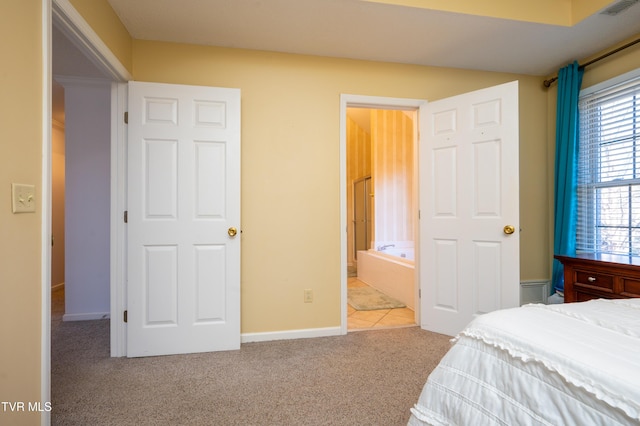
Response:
409,298,640,425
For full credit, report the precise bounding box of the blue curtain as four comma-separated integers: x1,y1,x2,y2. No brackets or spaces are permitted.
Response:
552,61,584,294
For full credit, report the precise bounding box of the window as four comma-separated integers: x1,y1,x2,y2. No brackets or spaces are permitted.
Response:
577,72,640,256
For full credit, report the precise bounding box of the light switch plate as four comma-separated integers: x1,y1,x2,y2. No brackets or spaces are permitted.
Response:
12,183,36,213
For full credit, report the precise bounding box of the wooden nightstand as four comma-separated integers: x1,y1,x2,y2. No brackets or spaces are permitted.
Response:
554,253,640,303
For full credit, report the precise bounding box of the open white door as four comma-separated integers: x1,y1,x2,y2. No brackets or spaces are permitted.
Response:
420,81,519,336
127,81,241,357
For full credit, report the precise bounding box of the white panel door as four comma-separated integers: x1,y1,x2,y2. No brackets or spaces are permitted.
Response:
127,81,241,357
420,81,519,336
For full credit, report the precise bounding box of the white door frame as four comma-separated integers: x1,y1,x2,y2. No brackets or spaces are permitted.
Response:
109,82,128,356
339,94,426,334
43,2,132,422
41,3,52,424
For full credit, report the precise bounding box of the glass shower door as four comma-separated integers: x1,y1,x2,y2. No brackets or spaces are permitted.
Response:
354,176,372,258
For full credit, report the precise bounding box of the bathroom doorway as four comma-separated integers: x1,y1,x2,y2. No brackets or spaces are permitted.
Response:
343,100,422,331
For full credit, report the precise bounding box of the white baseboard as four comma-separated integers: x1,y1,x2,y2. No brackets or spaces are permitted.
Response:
63,312,110,321
241,326,342,343
51,282,65,292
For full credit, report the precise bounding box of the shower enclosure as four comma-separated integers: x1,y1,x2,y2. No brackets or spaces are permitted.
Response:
353,177,372,260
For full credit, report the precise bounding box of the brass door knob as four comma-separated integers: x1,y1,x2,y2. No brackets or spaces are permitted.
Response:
503,225,515,235
228,227,238,237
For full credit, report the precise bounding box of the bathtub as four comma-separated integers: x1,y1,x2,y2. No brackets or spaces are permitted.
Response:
356,248,415,310
375,246,414,261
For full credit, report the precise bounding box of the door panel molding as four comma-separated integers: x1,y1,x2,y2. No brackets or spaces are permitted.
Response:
127,81,241,357
420,81,520,336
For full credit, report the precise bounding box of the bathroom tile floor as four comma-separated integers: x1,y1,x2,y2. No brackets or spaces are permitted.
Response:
347,277,416,330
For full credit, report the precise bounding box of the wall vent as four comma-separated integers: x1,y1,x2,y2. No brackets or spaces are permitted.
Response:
601,0,639,16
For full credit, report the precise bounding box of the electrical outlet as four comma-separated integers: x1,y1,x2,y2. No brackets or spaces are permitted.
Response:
304,289,313,303
12,183,36,213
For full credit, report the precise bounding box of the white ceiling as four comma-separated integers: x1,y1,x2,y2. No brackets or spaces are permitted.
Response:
106,0,640,76
53,0,640,124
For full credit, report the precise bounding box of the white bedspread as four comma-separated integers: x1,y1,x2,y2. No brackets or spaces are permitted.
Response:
409,299,640,426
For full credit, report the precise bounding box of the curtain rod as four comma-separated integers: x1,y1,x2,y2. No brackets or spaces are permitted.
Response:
543,36,640,88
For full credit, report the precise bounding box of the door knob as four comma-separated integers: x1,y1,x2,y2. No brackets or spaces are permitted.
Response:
228,227,238,237
503,225,515,235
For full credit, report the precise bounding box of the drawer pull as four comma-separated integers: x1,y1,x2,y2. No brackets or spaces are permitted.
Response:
588,276,597,282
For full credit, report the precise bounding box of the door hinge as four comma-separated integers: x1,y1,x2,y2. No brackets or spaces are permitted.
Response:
419,289,421,298
124,310,128,323
124,210,128,223
124,111,128,124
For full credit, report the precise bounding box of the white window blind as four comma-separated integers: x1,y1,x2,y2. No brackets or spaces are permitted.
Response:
577,75,640,255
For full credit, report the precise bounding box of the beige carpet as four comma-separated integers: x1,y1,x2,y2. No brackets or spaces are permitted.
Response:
348,287,406,310
51,288,451,426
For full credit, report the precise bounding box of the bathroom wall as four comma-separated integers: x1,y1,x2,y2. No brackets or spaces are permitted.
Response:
371,110,415,247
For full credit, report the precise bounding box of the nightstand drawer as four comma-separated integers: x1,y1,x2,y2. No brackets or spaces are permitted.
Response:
621,278,640,297
575,270,614,291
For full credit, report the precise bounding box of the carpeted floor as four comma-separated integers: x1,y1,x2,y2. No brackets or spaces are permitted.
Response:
51,288,451,426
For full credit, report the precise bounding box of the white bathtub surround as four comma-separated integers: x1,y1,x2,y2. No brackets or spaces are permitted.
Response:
373,241,415,260
357,249,415,310
378,247,414,261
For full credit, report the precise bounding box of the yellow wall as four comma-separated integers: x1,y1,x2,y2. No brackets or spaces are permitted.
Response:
580,34,640,88
0,2,43,425
366,0,569,25
68,0,133,73
365,0,611,25
132,40,549,333
572,0,613,23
